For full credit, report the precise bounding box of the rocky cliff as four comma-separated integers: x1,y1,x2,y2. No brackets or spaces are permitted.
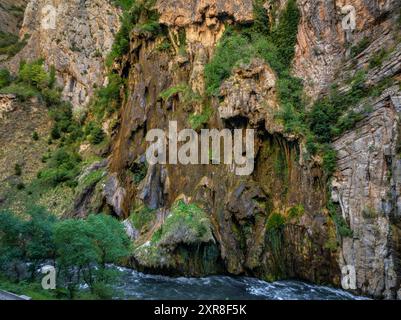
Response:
2,0,120,109
1,0,401,299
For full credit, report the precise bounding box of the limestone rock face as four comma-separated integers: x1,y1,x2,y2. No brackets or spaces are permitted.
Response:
0,94,17,119
3,0,120,109
156,0,254,27
218,58,284,135
3,0,401,299
332,89,401,299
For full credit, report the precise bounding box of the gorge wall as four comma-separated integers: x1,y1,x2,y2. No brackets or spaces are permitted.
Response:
1,0,401,299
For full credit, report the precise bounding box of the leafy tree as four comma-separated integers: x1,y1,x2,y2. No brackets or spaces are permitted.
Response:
54,218,99,298
0,211,26,281
88,125,105,145
19,59,50,89
37,148,82,187
54,214,130,298
23,207,57,278
87,214,131,269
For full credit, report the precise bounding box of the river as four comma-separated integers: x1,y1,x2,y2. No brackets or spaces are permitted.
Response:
113,267,367,300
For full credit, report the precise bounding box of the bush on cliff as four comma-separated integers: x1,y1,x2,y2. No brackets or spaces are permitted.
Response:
0,68,11,88
156,201,213,246
108,0,160,66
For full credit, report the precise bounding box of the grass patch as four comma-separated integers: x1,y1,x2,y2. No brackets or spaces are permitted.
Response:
189,104,214,130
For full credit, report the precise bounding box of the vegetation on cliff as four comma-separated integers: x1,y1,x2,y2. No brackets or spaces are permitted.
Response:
0,31,29,59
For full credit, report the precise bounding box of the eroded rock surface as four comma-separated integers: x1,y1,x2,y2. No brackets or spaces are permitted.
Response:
332,90,401,298
3,0,120,109
293,0,401,100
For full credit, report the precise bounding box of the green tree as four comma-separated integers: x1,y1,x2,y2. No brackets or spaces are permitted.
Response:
0,211,26,281
23,207,57,278
86,214,131,297
54,219,99,299
87,214,130,269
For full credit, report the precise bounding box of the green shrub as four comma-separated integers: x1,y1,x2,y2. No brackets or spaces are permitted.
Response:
0,68,11,89
19,59,50,89
113,0,136,11
87,125,105,145
266,212,286,233
159,83,189,101
130,206,155,231
350,37,370,58
32,131,39,141
322,145,337,176
41,87,62,106
129,161,148,184
15,163,22,176
0,32,29,58
107,0,160,66
0,83,40,101
0,31,18,49
265,212,286,261
92,74,124,119
328,201,353,238
16,182,25,190
252,0,270,35
205,30,254,96
37,148,82,187
369,49,388,69
271,0,300,66
189,105,214,130
288,204,305,220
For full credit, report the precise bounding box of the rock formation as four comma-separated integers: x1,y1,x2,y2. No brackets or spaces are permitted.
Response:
1,0,401,300
2,0,120,109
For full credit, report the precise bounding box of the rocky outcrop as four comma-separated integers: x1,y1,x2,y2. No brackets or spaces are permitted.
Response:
218,58,284,135
293,0,401,100
2,0,120,109
2,0,401,300
156,0,254,27
0,94,17,119
332,88,401,299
